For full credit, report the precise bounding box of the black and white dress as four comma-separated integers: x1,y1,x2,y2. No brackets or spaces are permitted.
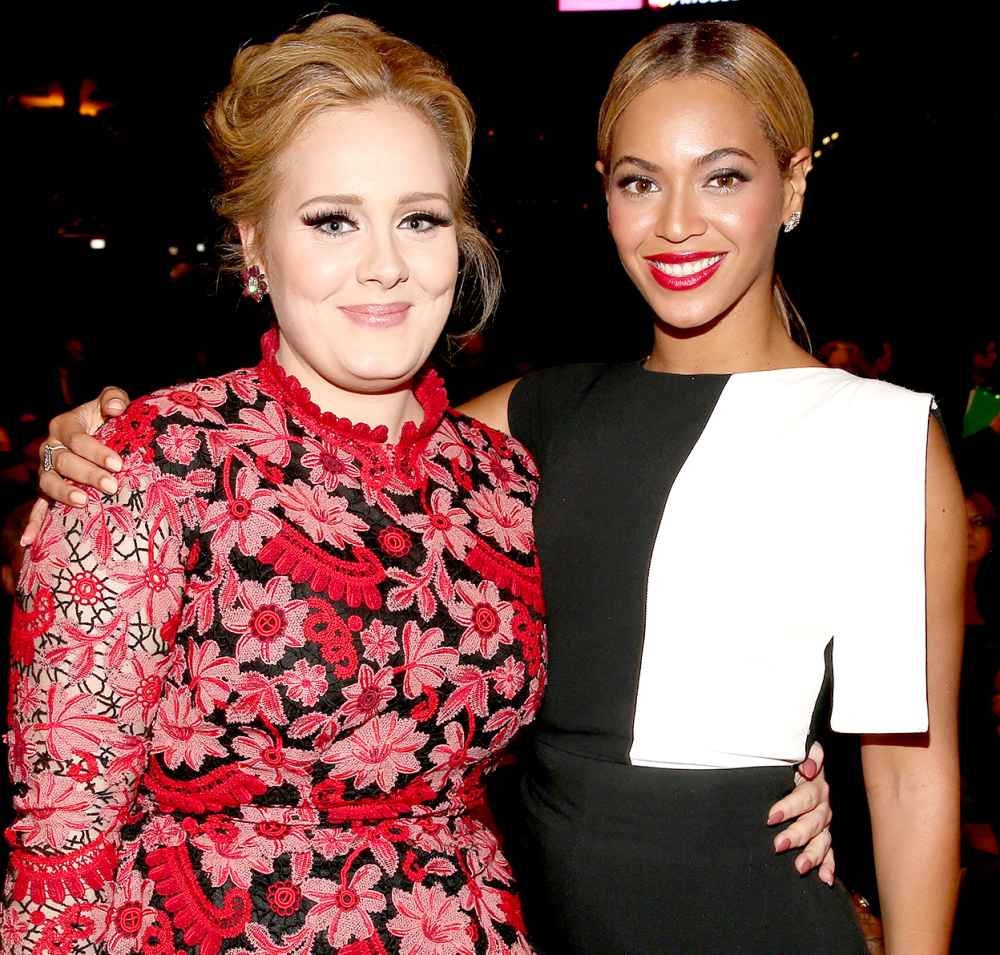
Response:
493,361,934,954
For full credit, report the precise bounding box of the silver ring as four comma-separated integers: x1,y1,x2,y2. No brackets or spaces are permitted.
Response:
41,442,67,473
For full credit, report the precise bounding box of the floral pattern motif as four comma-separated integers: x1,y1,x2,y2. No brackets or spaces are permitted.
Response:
2,328,545,954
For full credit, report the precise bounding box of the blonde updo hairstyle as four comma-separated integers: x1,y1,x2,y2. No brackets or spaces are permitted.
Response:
205,14,499,333
597,20,814,344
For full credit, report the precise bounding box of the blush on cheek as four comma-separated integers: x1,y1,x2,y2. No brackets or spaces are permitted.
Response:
411,240,459,297
281,242,353,306
607,196,659,252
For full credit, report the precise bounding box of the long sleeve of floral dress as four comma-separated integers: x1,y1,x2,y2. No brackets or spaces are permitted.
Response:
3,445,189,953
4,328,546,955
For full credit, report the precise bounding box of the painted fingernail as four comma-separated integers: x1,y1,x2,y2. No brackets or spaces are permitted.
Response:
106,457,122,472
70,491,87,506
100,478,118,495
107,400,125,414
796,858,812,874
774,838,791,853
821,873,834,887
19,533,29,547
767,810,784,825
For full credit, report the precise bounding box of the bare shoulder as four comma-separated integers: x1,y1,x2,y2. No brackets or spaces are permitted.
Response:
455,379,521,436
925,415,964,557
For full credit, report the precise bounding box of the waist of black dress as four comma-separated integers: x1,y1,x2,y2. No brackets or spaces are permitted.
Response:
517,737,798,840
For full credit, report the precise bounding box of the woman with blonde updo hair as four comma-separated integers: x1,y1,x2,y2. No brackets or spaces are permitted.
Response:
24,17,902,954
3,15,541,955
206,15,500,326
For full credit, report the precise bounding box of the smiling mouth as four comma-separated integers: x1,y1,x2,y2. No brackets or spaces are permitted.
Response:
340,303,411,327
645,253,726,290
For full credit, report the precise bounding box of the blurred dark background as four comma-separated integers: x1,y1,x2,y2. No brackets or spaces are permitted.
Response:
0,1,991,419
1,2,997,945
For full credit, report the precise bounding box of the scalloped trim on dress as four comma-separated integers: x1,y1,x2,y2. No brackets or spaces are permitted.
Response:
142,757,269,814
145,843,252,955
258,522,386,610
464,539,546,614
9,829,117,904
256,327,449,449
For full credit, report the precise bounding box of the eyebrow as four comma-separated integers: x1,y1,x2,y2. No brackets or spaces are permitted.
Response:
399,191,451,206
298,194,362,211
297,191,451,212
611,155,661,175
695,147,757,166
611,147,758,175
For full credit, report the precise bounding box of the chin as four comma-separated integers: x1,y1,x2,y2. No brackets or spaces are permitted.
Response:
646,296,725,332
337,354,428,391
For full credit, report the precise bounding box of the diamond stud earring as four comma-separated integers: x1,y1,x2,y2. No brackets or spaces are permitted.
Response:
783,212,801,233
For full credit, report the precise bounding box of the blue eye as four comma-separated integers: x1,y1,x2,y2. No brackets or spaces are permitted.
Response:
400,212,453,233
301,210,359,236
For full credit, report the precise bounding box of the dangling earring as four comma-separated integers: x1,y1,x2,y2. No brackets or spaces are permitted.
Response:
241,265,269,302
783,212,801,233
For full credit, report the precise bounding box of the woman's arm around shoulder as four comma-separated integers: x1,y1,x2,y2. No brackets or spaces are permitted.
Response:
21,388,132,546
456,379,521,437
862,416,965,954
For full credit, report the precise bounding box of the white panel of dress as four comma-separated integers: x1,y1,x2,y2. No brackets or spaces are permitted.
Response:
630,367,934,769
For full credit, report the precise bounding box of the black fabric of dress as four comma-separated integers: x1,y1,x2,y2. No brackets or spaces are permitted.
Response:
495,362,865,954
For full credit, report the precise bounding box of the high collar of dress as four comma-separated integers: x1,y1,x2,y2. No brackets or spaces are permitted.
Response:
256,326,449,449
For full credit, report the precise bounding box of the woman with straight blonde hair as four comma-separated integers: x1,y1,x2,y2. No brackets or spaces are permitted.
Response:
18,17,941,955
471,21,960,952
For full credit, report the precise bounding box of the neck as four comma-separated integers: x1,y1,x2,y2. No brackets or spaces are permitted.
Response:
645,276,816,375
275,335,422,443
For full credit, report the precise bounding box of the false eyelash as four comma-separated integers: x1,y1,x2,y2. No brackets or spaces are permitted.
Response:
403,210,454,228
301,208,357,228
615,174,652,190
708,168,751,188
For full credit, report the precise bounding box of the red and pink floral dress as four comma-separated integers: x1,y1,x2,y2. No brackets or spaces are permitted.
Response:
2,329,546,955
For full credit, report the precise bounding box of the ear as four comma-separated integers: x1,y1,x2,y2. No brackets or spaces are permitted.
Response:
782,146,812,221
237,222,265,271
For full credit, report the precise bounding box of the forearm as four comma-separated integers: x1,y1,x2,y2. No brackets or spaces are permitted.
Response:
867,776,959,955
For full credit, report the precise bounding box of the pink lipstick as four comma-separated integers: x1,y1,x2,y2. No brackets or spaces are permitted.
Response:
644,251,726,291
340,303,411,328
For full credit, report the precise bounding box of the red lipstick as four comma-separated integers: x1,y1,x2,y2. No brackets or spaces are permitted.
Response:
340,303,411,327
644,251,726,291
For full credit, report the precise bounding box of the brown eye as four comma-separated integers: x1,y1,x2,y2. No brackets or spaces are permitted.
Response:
708,170,748,193
620,175,659,196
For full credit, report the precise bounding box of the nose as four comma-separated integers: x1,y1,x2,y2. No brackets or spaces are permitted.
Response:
655,185,707,244
357,231,408,289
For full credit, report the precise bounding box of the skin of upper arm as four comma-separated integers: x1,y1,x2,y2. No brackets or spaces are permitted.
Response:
861,415,964,784
859,415,963,955
455,379,521,435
